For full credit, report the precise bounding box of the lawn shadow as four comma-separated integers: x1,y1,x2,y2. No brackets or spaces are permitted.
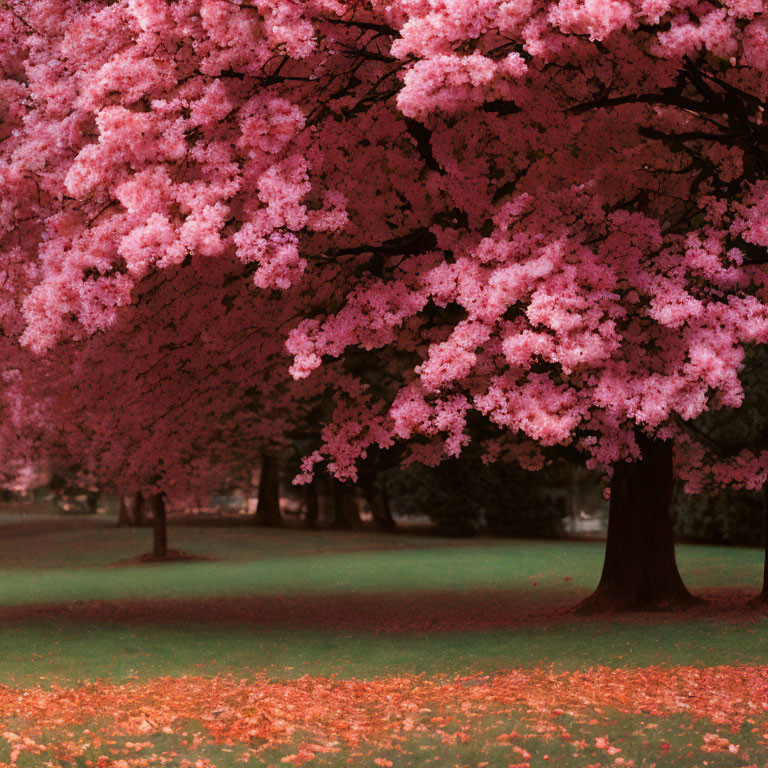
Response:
0,587,764,632
110,549,218,566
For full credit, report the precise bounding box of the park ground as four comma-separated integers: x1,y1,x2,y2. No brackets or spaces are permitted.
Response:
0,515,765,767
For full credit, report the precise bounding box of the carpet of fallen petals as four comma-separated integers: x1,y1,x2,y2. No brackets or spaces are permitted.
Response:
0,665,766,767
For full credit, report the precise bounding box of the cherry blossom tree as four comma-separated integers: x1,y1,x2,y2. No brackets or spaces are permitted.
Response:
19,259,329,557
0,0,345,554
5,0,768,605
282,0,768,610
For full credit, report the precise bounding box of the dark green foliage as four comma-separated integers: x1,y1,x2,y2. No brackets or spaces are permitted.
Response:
384,460,478,536
672,487,765,545
384,455,572,537
672,346,768,545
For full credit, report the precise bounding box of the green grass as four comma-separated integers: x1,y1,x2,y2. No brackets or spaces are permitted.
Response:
0,542,594,604
2,616,767,688
0,516,762,687
0,518,759,601
0,516,766,766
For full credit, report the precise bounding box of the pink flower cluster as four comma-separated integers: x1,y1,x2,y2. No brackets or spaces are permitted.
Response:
3,0,768,496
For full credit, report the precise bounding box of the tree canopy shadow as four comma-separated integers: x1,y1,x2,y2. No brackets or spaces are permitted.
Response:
0,587,764,632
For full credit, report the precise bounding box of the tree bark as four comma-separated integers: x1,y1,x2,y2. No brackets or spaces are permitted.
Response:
304,480,320,529
150,493,168,559
762,486,768,601
86,489,99,514
361,475,396,532
330,480,361,529
133,492,145,526
578,436,698,612
753,485,768,604
117,496,131,527
254,452,282,526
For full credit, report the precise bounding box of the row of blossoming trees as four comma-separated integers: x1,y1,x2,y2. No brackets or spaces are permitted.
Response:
3,0,768,610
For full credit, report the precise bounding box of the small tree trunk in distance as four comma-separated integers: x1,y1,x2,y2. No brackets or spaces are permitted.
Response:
117,496,131,527
376,483,396,532
133,492,145,526
330,480,361,529
254,451,282,526
85,489,99,514
150,493,168,559
361,474,396,532
312,475,335,528
577,435,699,612
304,480,320,529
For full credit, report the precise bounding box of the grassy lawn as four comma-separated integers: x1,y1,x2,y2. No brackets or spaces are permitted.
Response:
0,517,763,683
0,515,765,766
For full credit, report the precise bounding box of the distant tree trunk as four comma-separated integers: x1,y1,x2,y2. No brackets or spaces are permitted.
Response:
254,452,282,526
568,468,579,531
150,493,168,559
133,492,145,526
330,481,361,529
361,475,396,532
377,483,396,532
304,480,320,529
86,489,99,514
117,496,131,527
578,436,698,612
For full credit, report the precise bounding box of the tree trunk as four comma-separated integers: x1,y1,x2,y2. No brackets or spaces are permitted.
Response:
254,452,282,526
376,483,396,532
86,489,99,514
117,496,131,527
361,475,396,532
133,492,145,526
753,485,768,604
330,481,361,529
150,493,168,559
578,436,698,612
762,486,768,600
304,480,320,529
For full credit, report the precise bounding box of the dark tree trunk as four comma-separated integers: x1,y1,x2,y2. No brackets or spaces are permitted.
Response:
117,496,131,527
361,475,396,532
304,480,320,529
578,436,698,612
150,493,168,559
376,483,396,532
330,480,361,529
754,485,768,604
254,452,282,526
86,490,99,514
133,492,145,526
763,487,768,600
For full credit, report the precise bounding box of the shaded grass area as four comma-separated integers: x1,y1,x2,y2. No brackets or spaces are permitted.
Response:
0,516,453,568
